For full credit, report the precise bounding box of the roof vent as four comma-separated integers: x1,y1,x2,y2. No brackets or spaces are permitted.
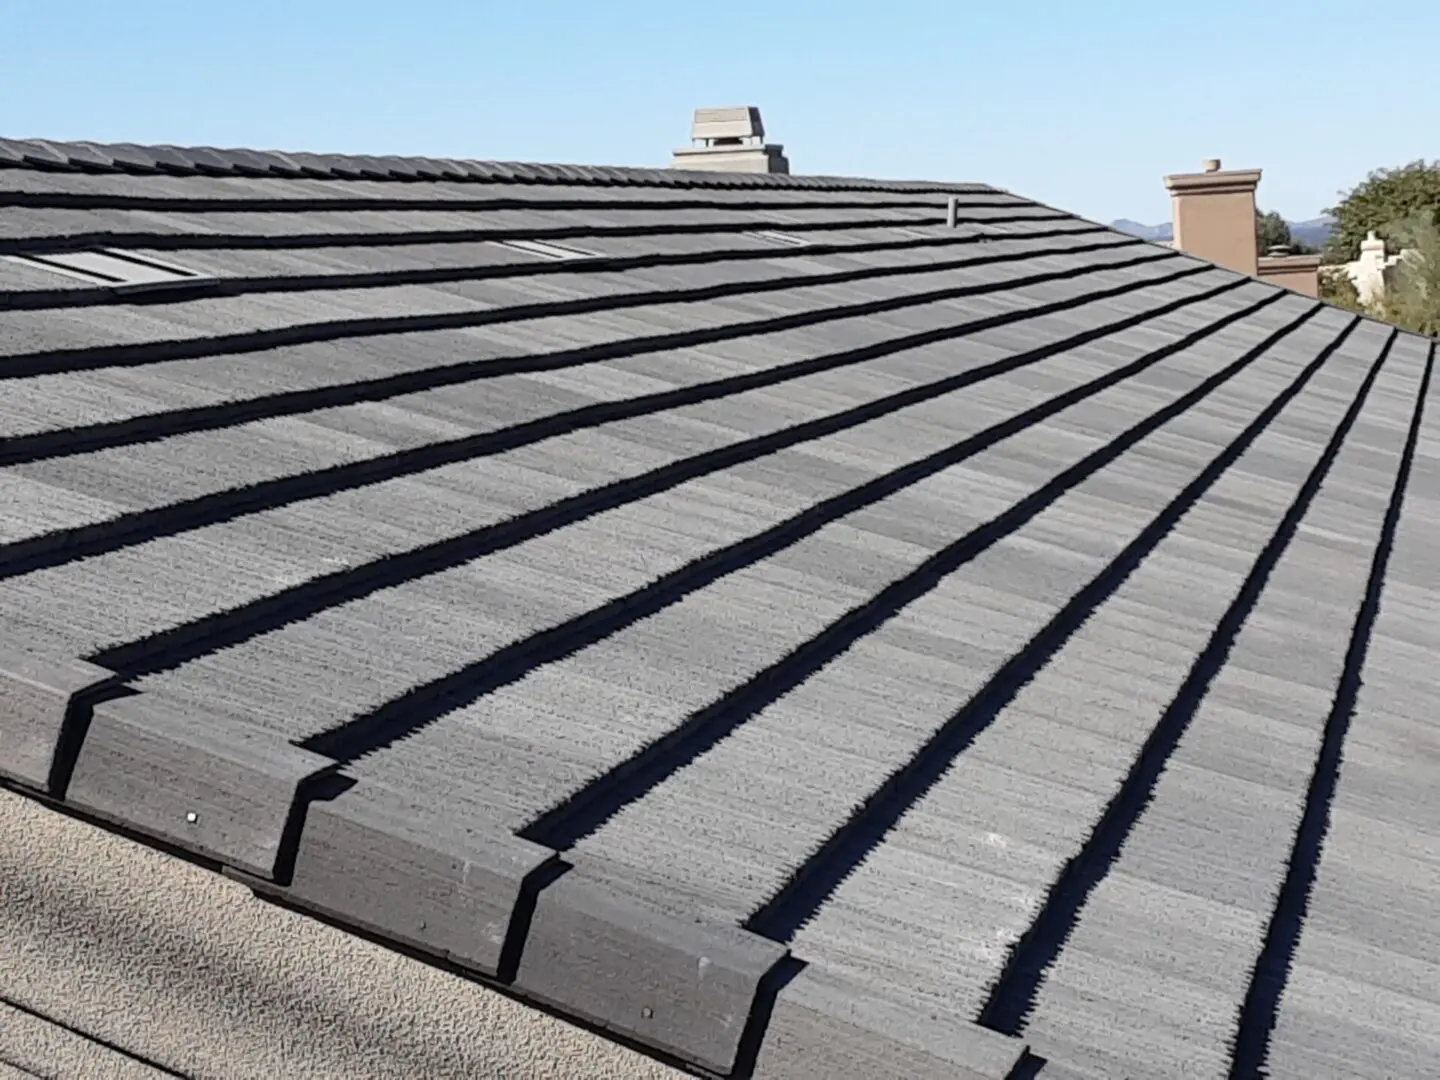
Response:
753,230,810,247
493,238,598,261
6,249,216,294
670,107,790,175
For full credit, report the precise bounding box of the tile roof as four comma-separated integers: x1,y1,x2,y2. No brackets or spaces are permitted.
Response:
1,138,1437,1079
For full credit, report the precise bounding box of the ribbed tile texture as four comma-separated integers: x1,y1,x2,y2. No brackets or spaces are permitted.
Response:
1,143,1436,1079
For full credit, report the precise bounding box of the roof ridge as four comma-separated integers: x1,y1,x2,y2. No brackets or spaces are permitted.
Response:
0,136,980,193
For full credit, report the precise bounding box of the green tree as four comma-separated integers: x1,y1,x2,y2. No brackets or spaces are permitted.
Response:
1370,214,1440,337
1256,210,1317,255
1319,266,1364,313
1323,160,1440,263
1256,210,1293,252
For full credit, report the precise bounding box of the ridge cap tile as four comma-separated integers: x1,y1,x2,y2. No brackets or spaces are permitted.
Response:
256,149,308,178
278,150,332,176
268,776,558,979
351,153,399,180
430,157,476,181
315,152,366,179
515,858,789,1075
185,146,235,175
403,156,449,180
50,140,115,171
11,138,70,168
0,639,117,794
0,136,994,193
64,692,334,881
145,143,203,174
103,143,163,173
548,163,589,182
216,147,275,176
374,154,422,179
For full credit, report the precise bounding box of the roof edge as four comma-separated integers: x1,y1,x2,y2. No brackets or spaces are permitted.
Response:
0,136,986,194
0,637,1088,1077
0,785,680,1079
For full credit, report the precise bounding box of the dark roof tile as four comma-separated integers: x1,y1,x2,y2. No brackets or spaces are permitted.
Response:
0,137,999,194
8,138,72,168
253,149,310,178
50,140,117,172
217,147,279,176
144,144,204,175
404,156,455,181
0,137,1433,1080
186,146,238,175
103,143,166,173
374,155,423,180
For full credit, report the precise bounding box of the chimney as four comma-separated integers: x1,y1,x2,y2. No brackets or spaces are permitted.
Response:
1162,158,1263,277
670,107,789,174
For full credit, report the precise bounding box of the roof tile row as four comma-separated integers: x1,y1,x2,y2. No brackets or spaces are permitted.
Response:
0,137,986,192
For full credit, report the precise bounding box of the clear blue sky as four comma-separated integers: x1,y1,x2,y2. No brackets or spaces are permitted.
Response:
4,0,1437,225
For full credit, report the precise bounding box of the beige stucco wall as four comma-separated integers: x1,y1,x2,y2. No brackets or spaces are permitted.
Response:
1257,255,1321,297
0,787,683,1080
1339,234,1413,305
1171,187,1259,277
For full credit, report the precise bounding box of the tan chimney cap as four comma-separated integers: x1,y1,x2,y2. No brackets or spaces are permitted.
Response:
1163,160,1262,195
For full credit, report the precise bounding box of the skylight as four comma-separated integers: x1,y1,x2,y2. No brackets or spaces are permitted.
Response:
6,249,215,294
493,238,598,261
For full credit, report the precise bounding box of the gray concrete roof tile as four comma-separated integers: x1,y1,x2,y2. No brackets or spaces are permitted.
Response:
101,143,164,174
6,139,71,168
0,138,1435,1079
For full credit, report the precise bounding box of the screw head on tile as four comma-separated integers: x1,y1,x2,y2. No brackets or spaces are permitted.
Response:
641,1007,653,1019
185,812,198,824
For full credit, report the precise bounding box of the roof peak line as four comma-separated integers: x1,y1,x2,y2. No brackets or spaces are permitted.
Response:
0,136,980,194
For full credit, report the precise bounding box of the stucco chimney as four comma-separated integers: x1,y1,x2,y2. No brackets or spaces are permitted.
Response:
670,107,789,174
1163,158,1263,277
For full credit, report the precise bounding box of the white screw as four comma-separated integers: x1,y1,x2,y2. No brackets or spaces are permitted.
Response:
185,812,198,824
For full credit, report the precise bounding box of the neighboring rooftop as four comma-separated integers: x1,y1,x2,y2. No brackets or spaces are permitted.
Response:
0,135,1436,1080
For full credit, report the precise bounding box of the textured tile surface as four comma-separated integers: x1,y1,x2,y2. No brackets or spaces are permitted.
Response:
1,141,1436,1080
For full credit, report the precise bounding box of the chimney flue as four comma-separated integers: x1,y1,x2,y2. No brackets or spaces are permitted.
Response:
670,107,789,174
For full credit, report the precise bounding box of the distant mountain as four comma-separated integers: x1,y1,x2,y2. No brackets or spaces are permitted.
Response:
1110,218,1174,242
1287,217,1335,248
1109,216,1334,248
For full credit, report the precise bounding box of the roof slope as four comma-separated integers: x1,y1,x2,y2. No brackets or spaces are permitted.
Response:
0,139,1437,1080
